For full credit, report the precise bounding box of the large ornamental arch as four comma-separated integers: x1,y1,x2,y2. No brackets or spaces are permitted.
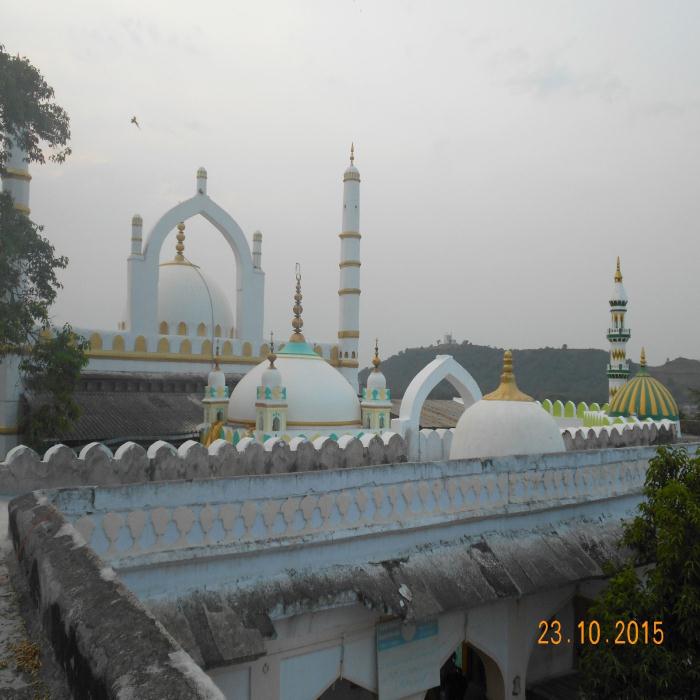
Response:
126,173,264,342
394,355,482,460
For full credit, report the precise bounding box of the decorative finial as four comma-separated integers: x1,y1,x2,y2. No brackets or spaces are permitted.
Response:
290,263,306,342
483,350,534,402
640,346,646,367
214,342,221,370
175,222,186,261
268,331,277,367
350,142,355,165
614,256,622,283
372,338,381,370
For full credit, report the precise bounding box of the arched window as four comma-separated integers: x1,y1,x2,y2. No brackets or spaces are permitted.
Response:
177,322,187,336
379,414,385,429
257,416,263,431
197,322,207,337
272,416,280,432
216,409,224,421
159,321,169,335
214,324,222,337
351,351,356,359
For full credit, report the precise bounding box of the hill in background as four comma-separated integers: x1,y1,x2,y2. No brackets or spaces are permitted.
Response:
359,342,700,409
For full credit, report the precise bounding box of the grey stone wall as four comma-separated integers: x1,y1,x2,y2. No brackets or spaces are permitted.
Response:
0,432,408,495
8,492,223,699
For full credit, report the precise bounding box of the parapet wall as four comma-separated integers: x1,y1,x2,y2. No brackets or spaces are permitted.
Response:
0,432,408,494
410,420,676,461
8,492,224,699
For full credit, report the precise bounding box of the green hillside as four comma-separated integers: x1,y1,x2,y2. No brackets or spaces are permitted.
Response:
359,342,700,408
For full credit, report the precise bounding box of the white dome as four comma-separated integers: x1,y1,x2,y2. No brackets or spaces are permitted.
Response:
450,350,564,460
228,341,360,428
367,369,386,391
450,400,564,460
207,367,226,389
157,262,234,336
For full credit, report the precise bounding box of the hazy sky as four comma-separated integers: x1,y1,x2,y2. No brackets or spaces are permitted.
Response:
5,1,699,367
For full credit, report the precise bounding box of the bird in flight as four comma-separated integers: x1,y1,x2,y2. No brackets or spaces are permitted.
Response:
130,116,140,129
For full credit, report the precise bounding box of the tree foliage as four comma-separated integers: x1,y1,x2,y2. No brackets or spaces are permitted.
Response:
19,325,89,451
580,446,700,698
0,44,71,168
0,191,68,357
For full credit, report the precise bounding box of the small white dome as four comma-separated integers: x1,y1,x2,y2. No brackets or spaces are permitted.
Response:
157,262,234,336
450,400,564,460
229,341,360,427
262,364,282,389
450,350,564,460
207,367,226,389
367,369,386,391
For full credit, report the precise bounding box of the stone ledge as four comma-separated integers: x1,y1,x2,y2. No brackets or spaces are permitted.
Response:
8,492,223,699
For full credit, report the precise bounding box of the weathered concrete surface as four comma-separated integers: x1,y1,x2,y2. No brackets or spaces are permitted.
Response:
0,499,70,699
148,513,628,670
8,492,224,699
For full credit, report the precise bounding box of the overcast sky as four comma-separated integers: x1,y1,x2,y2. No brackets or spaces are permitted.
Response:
5,0,699,367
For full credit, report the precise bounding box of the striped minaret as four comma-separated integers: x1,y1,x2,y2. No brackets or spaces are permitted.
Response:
337,144,361,393
606,257,631,402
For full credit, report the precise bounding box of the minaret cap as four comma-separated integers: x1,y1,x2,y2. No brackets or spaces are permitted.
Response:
371,338,381,371
197,167,207,179
289,263,306,342
483,350,534,402
132,214,143,226
614,256,622,283
267,331,277,368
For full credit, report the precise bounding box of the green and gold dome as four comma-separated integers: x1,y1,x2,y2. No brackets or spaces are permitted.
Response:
609,348,679,421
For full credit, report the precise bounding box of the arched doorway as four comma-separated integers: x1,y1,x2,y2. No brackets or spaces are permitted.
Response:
395,355,482,460
424,642,504,700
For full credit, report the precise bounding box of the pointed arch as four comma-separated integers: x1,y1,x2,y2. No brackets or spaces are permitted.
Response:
159,321,169,335
214,324,222,337
397,355,482,460
128,190,264,341
197,322,207,337
112,335,125,351
89,332,103,350
222,340,233,355
179,339,192,354
201,339,212,357
134,335,147,352
177,321,187,336
157,337,170,353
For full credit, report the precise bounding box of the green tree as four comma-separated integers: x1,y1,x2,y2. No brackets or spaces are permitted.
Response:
1,45,86,447
579,445,700,698
19,325,89,451
0,191,68,356
0,45,71,167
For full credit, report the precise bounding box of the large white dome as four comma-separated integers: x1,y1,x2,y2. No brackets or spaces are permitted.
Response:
450,351,564,460
228,340,361,428
157,261,234,337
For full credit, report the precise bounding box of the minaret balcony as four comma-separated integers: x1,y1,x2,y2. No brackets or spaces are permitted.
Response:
606,329,631,341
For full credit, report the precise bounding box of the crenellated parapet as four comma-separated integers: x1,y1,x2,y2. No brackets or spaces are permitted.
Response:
0,433,408,494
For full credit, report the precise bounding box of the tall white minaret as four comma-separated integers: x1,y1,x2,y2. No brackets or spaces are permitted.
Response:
606,256,631,402
337,144,361,393
1,139,31,214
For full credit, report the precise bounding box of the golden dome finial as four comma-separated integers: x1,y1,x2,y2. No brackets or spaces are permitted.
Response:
483,349,534,402
350,142,355,165
268,330,277,367
372,338,381,370
640,346,646,367
614,256,622,283
290,263,306,342
214,342,221,370
175,222,186,261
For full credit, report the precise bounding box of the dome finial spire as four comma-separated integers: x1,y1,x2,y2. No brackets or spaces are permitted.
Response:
214,341,221,370
268,330,277,368
640,346,646,367
175,222,186,262
290,263,306,342
372,338,381,370
350,142,355,165
483,350,534,402
614,256,622,283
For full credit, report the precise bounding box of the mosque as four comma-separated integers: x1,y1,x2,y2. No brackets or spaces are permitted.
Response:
0,141,689,700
